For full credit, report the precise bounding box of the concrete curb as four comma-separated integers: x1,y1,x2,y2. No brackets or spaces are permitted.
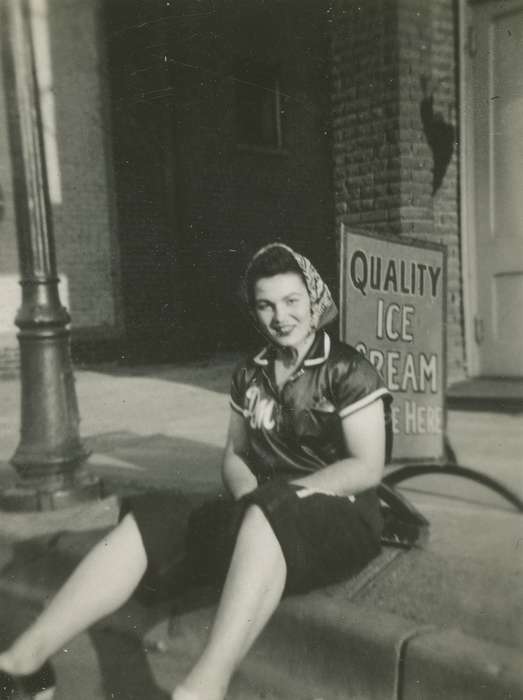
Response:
144,589,523,700
242,597,523,699
400,627,523,700
241,596,430,700
1,501,522,699
145,596,425,699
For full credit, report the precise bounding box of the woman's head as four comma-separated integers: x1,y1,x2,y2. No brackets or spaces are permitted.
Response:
245,244,306,305
242,243,338,349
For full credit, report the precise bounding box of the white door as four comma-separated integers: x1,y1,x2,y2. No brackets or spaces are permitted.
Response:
467,0,523,376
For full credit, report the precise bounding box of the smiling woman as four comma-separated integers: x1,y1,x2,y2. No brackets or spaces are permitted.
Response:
244,244,330,388
0,243,392,700
255,273,314,390
254,273,312,347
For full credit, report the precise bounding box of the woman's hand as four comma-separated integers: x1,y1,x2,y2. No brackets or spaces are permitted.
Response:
222,410,258,500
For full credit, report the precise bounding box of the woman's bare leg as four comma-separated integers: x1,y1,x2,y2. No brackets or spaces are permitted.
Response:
0,514,147,676
173,505,287,700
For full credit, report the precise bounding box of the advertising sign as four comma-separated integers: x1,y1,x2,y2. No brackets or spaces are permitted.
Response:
340,227,446,462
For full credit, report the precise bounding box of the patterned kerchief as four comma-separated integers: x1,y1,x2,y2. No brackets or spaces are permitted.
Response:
241,243,338,332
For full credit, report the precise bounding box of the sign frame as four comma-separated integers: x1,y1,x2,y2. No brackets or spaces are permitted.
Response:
340,224,448,465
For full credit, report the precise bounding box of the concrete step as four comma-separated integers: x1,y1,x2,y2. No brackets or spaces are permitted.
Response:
1,495,522,699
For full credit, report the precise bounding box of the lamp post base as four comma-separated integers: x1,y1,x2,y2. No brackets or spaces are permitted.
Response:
2,0,104,515
0,468,104,512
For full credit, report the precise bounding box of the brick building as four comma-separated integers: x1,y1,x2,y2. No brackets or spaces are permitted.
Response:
0,0,521,381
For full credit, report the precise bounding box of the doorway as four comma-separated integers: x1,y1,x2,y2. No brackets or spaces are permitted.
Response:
462,0,523,376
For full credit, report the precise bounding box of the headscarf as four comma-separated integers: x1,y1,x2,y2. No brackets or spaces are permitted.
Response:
241,243,338,335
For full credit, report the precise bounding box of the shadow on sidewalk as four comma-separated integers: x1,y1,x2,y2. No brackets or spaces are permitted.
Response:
0,534,173,699
83,431,224,496
78,355,240,395
0,496,220,699
0,593,173,700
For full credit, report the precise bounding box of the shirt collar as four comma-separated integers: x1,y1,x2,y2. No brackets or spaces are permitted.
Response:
253,331,331,367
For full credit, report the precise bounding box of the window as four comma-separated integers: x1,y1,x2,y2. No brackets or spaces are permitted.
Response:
234,58,284,150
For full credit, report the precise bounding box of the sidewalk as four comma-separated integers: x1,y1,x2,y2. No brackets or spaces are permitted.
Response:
1,359,522,699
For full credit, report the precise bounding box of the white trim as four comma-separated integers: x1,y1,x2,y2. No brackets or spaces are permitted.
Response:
296,487,355,503
253,347,269,366
229,398,245,415
459,0,480,377
253,331,331,368
338,388,390,419
304,332,331,366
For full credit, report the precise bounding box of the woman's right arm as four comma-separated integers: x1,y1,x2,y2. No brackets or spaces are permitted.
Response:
222,409,258,500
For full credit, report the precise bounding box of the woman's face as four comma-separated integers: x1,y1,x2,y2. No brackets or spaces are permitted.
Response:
253,272,313,350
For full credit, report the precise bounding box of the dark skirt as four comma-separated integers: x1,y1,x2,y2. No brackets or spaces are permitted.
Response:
120,479,382,601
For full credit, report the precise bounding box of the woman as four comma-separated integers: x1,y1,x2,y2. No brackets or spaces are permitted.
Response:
0,243,391,700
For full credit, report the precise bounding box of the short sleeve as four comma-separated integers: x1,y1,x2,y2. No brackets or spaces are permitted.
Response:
333,352,391,419
229,361,247,416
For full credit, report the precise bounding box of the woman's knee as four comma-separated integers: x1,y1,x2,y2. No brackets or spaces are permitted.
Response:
240,504,268,532
237,505,284,559
105,513,148,573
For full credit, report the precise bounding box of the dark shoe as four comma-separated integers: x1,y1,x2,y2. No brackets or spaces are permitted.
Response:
0,662,55,699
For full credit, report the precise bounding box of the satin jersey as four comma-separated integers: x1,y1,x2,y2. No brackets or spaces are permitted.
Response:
230,331,392,482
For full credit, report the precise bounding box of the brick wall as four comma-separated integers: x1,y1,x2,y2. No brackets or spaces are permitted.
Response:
46,0,122,339
332,0,402,234
430,0,464,383
0,0,122,373
106,0,335,355
2,0,466,372
0,15,20,374
332,0,465,383
176,1,336,350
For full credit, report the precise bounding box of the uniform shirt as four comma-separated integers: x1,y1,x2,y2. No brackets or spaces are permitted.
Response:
230,331,392,483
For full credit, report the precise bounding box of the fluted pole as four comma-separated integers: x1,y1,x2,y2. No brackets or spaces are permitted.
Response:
0,0,101,510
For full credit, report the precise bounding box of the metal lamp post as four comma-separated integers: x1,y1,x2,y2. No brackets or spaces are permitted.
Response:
0,0,101,510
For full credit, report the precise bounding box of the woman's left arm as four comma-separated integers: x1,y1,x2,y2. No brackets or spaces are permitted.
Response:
291,399,386,497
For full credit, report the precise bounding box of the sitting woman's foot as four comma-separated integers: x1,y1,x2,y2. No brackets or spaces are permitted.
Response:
171,687,200,700
0,661,56,700
171,654,231,700
172,675,228,700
